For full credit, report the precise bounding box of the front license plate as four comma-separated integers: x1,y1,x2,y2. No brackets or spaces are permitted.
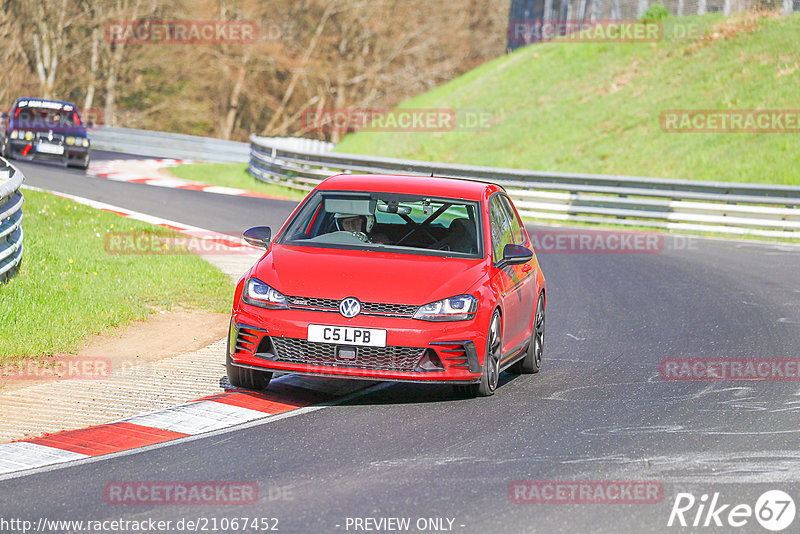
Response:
308,324,387,347
36,143,64,155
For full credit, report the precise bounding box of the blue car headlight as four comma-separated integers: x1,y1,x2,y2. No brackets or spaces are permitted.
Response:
242,278,288,309
414,295,477,321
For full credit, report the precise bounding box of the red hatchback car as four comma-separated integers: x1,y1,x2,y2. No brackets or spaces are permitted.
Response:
227,174,546,396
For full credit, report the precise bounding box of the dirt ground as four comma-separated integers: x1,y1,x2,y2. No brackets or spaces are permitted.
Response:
0,309,229,392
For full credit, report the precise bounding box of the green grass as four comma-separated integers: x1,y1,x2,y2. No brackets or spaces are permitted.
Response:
0,189,233,362
168,162,307,201
336,12,800,184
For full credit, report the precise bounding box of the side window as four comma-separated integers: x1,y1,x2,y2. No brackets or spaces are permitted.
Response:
499,195,526,246
489,196,512,262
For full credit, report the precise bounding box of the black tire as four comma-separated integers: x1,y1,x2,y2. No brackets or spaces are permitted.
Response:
226,351,272,391
466,310,502,397
452,311,502,398
68,154,90,170
509,292,545,374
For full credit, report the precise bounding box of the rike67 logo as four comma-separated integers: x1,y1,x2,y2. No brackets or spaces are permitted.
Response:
668,490,796,531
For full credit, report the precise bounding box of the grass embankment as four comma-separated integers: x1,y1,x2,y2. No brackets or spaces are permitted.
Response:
168,162,306,201
336,12,800,184
0,189,233,362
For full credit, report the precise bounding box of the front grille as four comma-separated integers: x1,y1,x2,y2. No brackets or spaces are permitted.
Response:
286,296,418,318
287,296,339,309
271,337,425,372
362,302,418,316
35,132,65,143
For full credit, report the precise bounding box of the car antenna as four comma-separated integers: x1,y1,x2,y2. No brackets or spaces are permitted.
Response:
430,172,434,177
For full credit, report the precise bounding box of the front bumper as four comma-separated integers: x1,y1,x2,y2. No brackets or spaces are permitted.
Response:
8,140,89,165
229,305,487,384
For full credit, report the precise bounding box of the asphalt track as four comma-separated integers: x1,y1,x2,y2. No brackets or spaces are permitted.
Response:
2,151,800,533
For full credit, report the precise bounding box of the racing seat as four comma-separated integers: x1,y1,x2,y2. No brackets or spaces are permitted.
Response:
434,218,476,253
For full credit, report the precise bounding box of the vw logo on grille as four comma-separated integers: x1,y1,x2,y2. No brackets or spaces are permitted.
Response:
339,297,361,318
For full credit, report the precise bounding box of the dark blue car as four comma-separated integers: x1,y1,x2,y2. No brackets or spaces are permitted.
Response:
1,97,91,169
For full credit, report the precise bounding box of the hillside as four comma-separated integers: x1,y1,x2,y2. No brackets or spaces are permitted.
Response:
336,12,800,184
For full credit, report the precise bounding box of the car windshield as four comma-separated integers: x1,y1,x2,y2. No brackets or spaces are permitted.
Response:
14,105,81,129
279,190,482,258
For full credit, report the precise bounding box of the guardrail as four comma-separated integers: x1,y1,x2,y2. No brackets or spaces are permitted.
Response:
0,157,24,282
90,127,251,163
89,128,335,164
249,135,800,239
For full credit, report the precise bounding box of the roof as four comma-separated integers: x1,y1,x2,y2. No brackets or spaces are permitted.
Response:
317,174,500,201
13,97,78,109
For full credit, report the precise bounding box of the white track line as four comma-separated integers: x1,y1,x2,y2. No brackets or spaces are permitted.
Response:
120,401,269,435
0,381,393,482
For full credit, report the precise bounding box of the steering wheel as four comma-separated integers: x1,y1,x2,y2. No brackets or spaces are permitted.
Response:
350,231,370,243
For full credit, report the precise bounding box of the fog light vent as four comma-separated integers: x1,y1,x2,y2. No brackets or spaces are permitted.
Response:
415,349,445,372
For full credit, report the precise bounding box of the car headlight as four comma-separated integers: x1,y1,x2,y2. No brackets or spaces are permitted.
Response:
414,295,477,321
24,131,33,141
66,136,75,145
82,138,89,147
10,130,19,139
242,278,288,309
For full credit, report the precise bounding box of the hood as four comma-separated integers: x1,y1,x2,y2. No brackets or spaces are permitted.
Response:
10,123,88,136
251,244,486,305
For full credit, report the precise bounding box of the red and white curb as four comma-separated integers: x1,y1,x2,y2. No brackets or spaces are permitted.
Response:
0,187,380,478
0,374,381,477
87,158,285,199
21,184,261,254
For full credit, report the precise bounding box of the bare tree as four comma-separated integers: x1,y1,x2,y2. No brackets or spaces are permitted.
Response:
0,0,509,140
261,0,338,136
20,0,70,99
591,0,602,21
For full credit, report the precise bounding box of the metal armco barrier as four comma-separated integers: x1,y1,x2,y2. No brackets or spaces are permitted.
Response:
0,157,24,282
249,135,800,239
89,128,335,164
90,127,251,162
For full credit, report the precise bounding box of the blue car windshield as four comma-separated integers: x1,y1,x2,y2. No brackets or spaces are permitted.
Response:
13,106,82,130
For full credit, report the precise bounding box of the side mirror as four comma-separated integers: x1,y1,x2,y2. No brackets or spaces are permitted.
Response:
499,243,533,267
243,226,271,249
